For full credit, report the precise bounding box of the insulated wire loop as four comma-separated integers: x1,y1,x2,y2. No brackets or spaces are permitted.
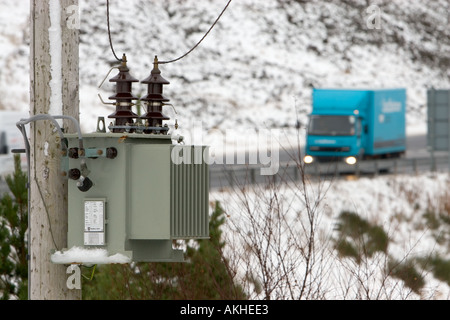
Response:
106,0,123,62
16,115,84,151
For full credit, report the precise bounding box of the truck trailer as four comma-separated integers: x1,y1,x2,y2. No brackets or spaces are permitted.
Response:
304,88,406,165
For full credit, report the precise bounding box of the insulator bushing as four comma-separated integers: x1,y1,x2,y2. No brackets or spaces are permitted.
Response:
108,54,139,133
140,56,170,132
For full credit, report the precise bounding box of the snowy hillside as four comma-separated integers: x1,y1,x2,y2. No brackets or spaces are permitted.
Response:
0,0,30,114
0,0,449,140
79,0,450,140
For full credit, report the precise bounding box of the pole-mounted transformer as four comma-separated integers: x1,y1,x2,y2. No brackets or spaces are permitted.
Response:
53,55,210,264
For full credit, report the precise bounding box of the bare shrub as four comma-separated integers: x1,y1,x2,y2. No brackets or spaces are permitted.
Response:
213,151,450,299
213,139,338,299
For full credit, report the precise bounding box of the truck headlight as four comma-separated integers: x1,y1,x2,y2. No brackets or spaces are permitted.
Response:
345,156,357,165
304,155,314,164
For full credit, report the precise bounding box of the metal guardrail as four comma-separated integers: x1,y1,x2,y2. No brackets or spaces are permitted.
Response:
0,155,448,192
209,155,449,189
300,155,449,177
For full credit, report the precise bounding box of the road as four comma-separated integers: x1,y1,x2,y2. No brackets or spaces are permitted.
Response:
210,133,449,189
0,134,447,194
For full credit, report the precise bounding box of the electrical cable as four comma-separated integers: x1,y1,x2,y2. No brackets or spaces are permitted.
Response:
17,115,84,151
105,0,233,65
106,0,123,62
16,120,59,250
34,175,59,250
16,114,86,252
159,0,233,64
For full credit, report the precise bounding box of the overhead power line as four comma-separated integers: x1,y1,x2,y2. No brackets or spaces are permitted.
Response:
106,0,233,64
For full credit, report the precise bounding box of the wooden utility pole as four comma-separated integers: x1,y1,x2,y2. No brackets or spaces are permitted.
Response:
29,0,81,299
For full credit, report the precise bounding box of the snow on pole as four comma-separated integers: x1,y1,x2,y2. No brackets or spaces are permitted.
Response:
48,0,63,120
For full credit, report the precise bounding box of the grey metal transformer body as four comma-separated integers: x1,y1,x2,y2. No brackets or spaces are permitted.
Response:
65,132,209,263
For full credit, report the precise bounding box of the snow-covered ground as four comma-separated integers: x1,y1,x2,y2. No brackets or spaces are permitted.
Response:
0,0,449,299
211,172,450,299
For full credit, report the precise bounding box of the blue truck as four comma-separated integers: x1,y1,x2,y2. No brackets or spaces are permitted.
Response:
304,88,406,165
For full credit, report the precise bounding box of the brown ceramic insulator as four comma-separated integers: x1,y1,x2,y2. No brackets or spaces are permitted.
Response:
140,56,171,131
108,54,139,132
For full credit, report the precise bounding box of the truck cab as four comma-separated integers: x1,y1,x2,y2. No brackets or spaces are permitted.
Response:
305,112,363,165
304,88,406,165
